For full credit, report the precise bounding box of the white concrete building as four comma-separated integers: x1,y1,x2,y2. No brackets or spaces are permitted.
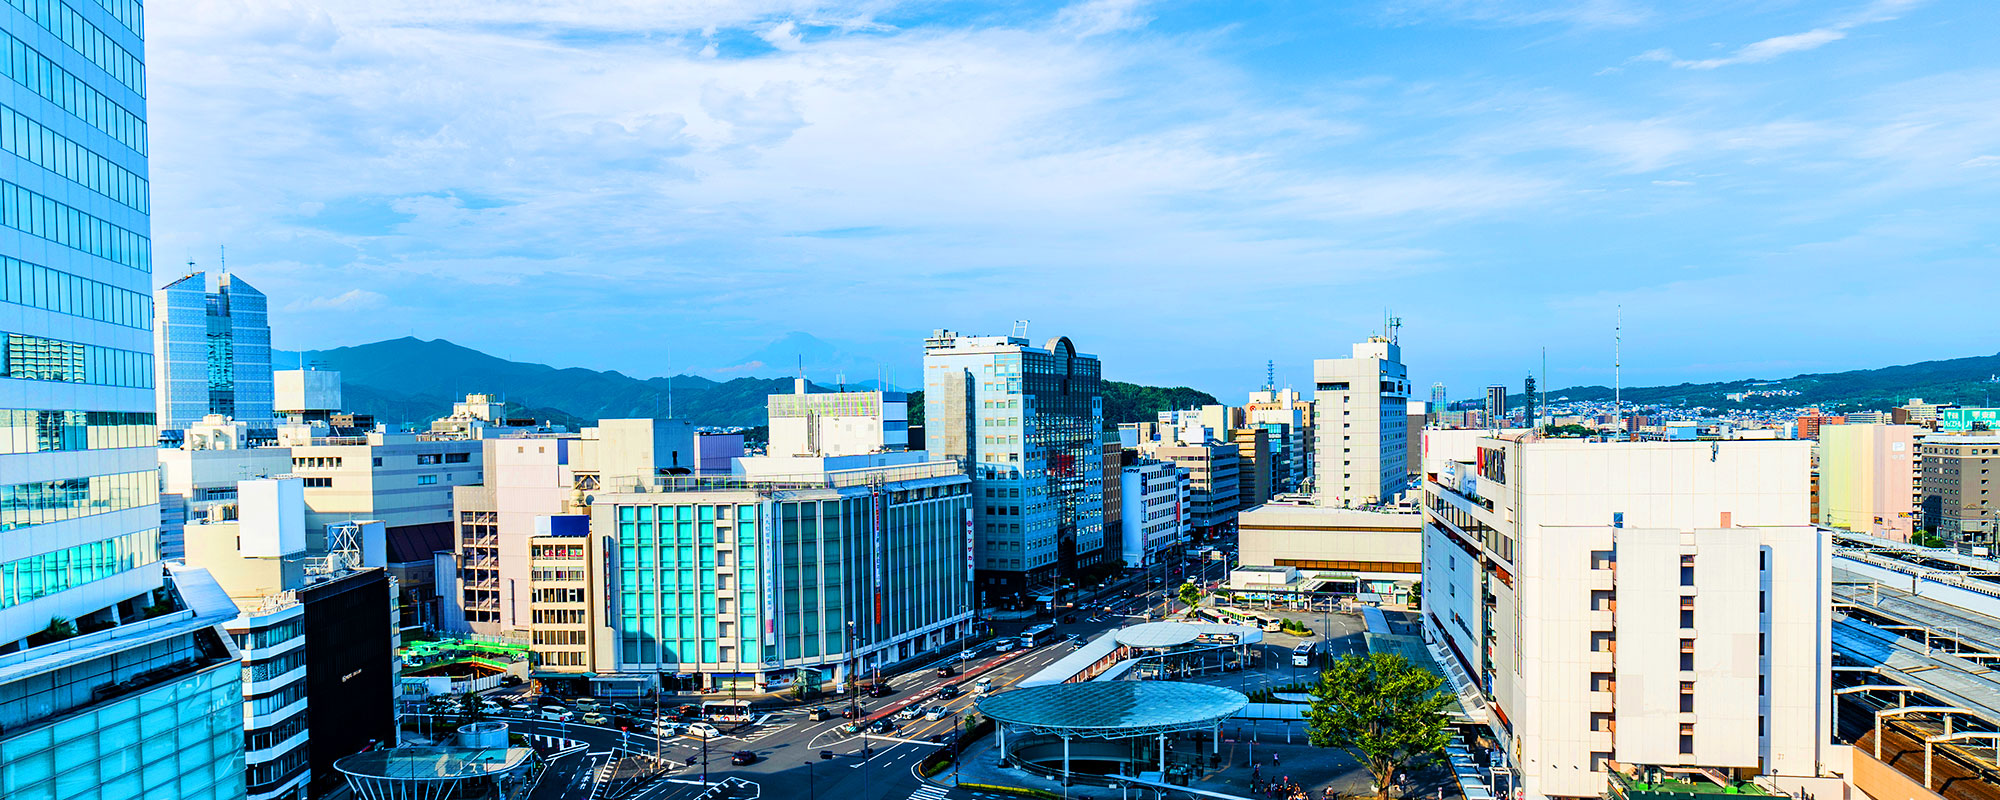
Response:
1314,337,1410,507
1120,459,1187,569
1236,503,1420,600
274,369,342,416
767,378,909,456
1420,436,1834,800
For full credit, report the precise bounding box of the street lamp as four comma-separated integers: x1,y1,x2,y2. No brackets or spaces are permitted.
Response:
805,760,818,800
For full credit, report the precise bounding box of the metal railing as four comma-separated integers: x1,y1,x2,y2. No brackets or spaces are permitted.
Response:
599,460,965,494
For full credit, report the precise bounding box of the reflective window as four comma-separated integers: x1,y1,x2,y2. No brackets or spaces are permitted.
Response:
0,105,151,212
3,332,154,387
0,256,154,328
2,0,146,96
0,528,158,607
0,470,159,530
0,180,152,272
0,409,155,453
0,28,147,154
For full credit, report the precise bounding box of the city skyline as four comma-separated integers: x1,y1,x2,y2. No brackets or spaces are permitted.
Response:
145,0,2000,394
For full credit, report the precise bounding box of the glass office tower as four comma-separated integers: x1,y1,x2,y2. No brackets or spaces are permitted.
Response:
1,4,248,799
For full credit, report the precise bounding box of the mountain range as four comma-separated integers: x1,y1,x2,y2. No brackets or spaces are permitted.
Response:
292,338,1222,429
1504,351,2000,412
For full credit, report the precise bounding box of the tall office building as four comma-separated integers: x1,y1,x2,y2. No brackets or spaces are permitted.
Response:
1429,382,1447,425
1421,436,1832,800
1485,384,1507,428
2,6,249,799
924,329,1104,605
157,270,272,431
1312,337,1410,507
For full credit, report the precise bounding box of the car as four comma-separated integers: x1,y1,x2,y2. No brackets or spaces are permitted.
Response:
507,702,533,714
974,678,995,694
937,685,961,699
868,718,894,734
925,707,948,721
654,721,686,737
1061,614,1076,623
959,651,976,662
936,665,956,678
541,708,575,722
928,733,948,743
479,700,504,714
574,698,601,712
841,707,860,719
685,723,723,739
807,707,830,721
895,706,923,721
609,703,632,714
820,750,836,760
730,751,757,766
499,674,523,686
675,704,702,720
581,711,608,725
992,640,1016,653
864,684,893,698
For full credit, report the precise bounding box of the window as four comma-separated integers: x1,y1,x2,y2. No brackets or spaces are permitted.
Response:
1680,554,1695,586
1590,550,1615,570
1679,723,1695,755
1680,638,1695,671
417,475,438,486
417,453,443,465
1680,598,1695,628
1680,681,1695,713
445,452,471,463
302,477,332,488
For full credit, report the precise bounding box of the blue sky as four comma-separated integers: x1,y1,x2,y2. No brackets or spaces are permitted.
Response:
148,0,2000,401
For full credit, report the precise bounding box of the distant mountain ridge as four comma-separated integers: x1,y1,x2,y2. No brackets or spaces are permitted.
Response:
298,337,1222,429
1501,351,2000,411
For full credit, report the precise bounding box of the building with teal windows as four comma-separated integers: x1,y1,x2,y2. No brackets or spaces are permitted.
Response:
3,2,250,798
589,456,973,692
922,330,1105,609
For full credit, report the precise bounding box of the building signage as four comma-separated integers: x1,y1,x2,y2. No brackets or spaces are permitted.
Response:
601,531,617,624
761,501,776,644
964,507,975,580
871,488,883,626
1941,408,2000,432
1477,446,1507,485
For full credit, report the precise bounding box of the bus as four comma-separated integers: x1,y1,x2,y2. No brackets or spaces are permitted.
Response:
1192,608,1228,624
1254,614,1284,633
1291,643,1315,667
702,700,753,723
1018,624,1058,648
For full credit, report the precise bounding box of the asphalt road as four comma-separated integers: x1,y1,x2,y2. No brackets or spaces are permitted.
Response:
425,552,1242,800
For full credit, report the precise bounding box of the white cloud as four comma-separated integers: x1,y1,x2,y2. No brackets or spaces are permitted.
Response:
1962,155,2000,168
287,289,387,311
1055,0,1152,37
1651,179,1693,186
1632,0,1926,70
1382,0,1652,28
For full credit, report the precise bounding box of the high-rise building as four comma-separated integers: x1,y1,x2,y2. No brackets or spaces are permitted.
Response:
1523,374,1537,429
1312,338,1410,507
156,271,273,431
1484,385,1507,427
1429,383,1447,425
923,330,1104,604
1816,423,1920,542
1119,459,1186,569
1422,437,1833,800
2,6,251,797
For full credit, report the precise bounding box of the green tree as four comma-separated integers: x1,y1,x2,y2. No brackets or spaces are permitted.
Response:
1306,653,1453,800
1177,582,1204,611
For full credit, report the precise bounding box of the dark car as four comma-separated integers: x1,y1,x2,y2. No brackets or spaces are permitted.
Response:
928,733,948,744
841,706,860,719
936,665,956,678
807,707,830,721
820,750,835,760
730,751,757,766
869,718,894,734
675,704,702,719
1061,614,1076,623
864,684,893,698
937,685,961,699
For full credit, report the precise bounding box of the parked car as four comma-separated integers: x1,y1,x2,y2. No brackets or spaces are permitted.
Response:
581,711,608,725
937,685,961,699
541,708,575,722
730,751,757,766
685,723,723,739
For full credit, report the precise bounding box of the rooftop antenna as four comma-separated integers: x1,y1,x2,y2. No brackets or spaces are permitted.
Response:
1011,319,1030,340
1541,346,1549,427
218,245,226,276
1387,314,1403,345
1615,306,1624,441
1265,360,1275,394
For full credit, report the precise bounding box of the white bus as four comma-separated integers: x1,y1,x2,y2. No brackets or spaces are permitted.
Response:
1291,643,1315,667
1018,624,1058,648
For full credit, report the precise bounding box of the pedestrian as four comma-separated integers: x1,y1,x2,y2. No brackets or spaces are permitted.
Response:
1273,753,1281,767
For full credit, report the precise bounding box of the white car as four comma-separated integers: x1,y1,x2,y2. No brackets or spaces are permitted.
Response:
992,640,1016,653
684,722,723,739
924,707,948,721
896,706,924,721
541,708,575,722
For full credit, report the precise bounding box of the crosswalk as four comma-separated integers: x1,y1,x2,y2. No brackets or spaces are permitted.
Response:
531,733,587,751
731,723,792,743
907,783,952,800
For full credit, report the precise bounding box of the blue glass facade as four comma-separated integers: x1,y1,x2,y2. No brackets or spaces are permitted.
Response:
0,657,244,800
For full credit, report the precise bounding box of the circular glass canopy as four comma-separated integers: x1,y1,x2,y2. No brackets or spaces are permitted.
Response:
977,681,1249,736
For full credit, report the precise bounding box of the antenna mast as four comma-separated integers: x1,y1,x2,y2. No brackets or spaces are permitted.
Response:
1265,360,1275,394
1615,307,1624,441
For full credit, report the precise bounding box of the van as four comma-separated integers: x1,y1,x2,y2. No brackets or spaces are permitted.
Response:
974,678,995,694
541,707,575,722
992,640,1016,653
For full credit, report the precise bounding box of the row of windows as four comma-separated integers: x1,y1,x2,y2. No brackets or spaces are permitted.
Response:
243,648,305,683
4,0,146,96
415,452,472,465
532,629,587,645
532,608,587,624
291,456,340,470
532,544,584,559
1,254,153,328
1,179,151,272
244,711,307,754
2,103,149,213
0,527,156,607
0,408,154,454
0,29,147,154
617,504,760,523
232,617,303,651
1272,558,1421,574
531,568,584,582
3,331,153,387
0,469,156,530
246,682,305,716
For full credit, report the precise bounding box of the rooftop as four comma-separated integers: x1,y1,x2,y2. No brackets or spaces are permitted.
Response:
334,747,533,781
976,681,1246,737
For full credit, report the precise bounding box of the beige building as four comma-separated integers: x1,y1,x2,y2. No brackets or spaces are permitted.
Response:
1236,503,1420,599
1314,337,1411,507
1231,427,1273,511
1815,423,1919,541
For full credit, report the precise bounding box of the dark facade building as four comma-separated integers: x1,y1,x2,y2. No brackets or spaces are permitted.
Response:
302,567,396,798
